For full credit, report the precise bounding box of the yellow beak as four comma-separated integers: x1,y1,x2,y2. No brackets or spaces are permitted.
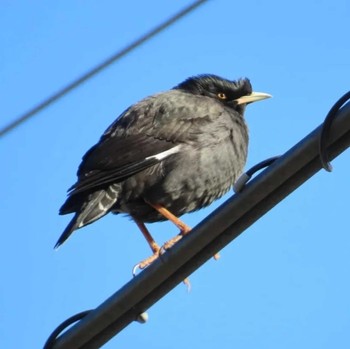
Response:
234,92,272,105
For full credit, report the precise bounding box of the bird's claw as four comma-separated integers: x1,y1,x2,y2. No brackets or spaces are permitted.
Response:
132,252,160,276
132,263,143,277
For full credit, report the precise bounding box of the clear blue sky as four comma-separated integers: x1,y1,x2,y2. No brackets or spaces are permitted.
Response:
1,1,350,348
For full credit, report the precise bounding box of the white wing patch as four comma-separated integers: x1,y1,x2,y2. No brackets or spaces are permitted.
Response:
146,145,181,161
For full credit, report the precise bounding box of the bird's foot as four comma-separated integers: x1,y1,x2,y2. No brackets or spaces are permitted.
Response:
162,231,220,263
162,234,183,251
132,251,160,276
132,249,190,289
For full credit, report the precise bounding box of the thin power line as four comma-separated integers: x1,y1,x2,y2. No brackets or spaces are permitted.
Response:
0,0,208,138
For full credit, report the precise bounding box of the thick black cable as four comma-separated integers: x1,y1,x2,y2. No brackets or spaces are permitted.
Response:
0,0,208,138
319,91,350,171
44,98,350,348
50,101,350,348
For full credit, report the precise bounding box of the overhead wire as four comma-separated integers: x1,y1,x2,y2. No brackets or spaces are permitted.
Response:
0,0,208,138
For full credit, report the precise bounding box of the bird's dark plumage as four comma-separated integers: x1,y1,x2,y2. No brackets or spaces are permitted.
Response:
56,74,270,249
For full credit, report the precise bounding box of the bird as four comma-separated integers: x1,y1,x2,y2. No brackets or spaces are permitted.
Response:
56,74,271,271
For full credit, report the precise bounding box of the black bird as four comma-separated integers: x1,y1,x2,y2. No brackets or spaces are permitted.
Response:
56,74,271,269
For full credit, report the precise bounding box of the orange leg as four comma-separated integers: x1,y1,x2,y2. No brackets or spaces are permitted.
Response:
147,203,191,250
148,203,192,234
134,219,160,253
145,203,194,289
134,219,161,270
148,202,220,259
133,203,219,277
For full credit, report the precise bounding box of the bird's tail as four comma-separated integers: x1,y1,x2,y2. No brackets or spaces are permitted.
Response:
55,186,119,249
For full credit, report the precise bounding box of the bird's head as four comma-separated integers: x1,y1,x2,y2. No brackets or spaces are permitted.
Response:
174,74,271,114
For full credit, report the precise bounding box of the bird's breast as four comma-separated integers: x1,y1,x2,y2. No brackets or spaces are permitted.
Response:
116,112,248,222
126,137,247,221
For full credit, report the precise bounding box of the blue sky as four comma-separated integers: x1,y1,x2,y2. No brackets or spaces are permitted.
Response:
1,1,350,348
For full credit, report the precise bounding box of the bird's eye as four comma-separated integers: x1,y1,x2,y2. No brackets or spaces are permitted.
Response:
217,92,227,100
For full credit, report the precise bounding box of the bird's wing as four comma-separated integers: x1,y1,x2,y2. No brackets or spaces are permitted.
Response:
65,97,177,196
66,91,222,196
69,133,178,195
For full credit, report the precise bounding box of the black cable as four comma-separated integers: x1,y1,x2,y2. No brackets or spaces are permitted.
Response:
43,92,350,346
44,99,350,349
0,0,208,138
43,310,92,349
319,91,350,171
